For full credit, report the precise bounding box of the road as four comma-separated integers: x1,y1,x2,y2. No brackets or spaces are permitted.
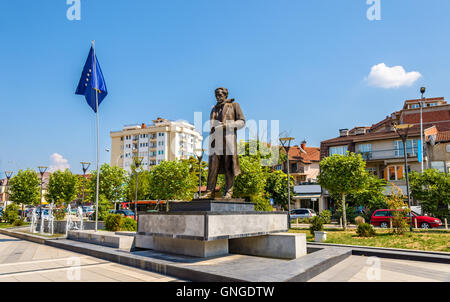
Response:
0,233,181,282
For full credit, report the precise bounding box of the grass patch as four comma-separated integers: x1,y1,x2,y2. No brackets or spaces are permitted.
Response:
289,228,450,252
17,230,65,238
0,222,30,229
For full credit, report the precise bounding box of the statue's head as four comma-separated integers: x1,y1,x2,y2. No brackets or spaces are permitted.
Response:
215,87,228,104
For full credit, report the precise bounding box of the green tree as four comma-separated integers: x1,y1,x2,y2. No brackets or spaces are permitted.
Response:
251,192,273,211
182,156,208,188
318,153,368,230
265,170,294,208
347,175,388,221
88,164,127,203
148,160,197,200
126,169,152,201
91,194,114,221
233,156,267,200
238,140,282,171
8,169,41,212
410,169,450,219
45,169,79,206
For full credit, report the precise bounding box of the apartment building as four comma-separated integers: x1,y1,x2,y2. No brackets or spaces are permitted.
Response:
320,97,450,209
274,141,322,211
110,117,203,173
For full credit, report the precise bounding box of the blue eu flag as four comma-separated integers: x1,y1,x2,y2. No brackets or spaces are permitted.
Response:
75,46,108,113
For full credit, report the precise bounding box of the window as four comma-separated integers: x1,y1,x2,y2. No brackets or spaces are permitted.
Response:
384,165,404,181
367,167,377,176
431,161,445,173
374,211,388,217
394,139,418,157
358,144,372,159
329,145,348,156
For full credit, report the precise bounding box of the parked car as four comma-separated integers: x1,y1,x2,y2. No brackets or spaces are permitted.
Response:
109,209,135,220
289,208,317,220
82,206,94,217
370,209,442,229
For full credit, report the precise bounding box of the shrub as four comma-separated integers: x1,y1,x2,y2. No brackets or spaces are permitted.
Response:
13,218,25,226
299,218,311,224
318,210,332,224
309,216,324,235
4,204,19,224
121,217,137,231
53,208,66,221
356,223,376,237
105,214,122,232
387,186,410,235
355,216,365,225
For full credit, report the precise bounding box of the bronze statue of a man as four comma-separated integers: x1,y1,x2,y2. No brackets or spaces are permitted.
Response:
201,87,245,199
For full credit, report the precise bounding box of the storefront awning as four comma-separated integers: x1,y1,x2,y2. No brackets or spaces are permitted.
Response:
293,194,321,200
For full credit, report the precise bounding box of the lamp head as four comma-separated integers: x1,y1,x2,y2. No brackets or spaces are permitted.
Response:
279,137,295,148
80,162,91,172
38,166,48,174
420,87,426,94
194,148,205,159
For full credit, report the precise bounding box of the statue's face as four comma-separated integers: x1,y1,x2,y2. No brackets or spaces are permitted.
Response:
215,89,227,103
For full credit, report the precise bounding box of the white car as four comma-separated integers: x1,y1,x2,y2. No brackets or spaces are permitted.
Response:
290,208,317,219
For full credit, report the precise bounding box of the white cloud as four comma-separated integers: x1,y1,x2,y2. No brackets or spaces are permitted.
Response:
49,153,70,172
366,63,422,89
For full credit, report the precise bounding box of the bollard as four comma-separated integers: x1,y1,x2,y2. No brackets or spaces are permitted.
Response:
445,218,448,230
339,217,343,228
296,218,299,225
389,218,392,229
414,218,417,229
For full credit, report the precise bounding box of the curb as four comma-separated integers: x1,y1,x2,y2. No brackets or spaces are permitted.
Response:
307,242,450,264
0,228,66,244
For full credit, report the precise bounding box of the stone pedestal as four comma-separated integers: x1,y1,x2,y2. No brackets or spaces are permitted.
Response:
136,200,290,258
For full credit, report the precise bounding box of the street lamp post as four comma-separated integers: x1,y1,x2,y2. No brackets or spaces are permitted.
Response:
38,166,48,208
4,171,13,206
133,157,144,221
80,162,91,207
394,124,414,231
280,137,295,229
194,149,205,199
419,87,426,172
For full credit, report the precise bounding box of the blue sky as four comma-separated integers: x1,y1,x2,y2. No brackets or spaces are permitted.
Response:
1,0,450,174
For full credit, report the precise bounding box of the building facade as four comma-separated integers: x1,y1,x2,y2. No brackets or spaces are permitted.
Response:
274,141,322,211
320,97,450,209
110,117,203,172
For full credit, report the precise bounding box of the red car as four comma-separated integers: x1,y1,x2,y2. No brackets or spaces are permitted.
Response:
370,209,442,229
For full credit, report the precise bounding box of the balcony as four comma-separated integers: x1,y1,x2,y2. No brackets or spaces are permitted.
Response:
356,148,420,161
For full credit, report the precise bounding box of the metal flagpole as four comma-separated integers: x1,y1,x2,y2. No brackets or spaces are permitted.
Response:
92,40,100,232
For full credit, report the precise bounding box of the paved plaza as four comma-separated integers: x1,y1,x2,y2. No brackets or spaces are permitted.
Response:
309,255,450,282
0,232,449,282
0,234,181,282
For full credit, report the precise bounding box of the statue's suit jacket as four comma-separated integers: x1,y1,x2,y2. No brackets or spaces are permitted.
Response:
208,99,245,176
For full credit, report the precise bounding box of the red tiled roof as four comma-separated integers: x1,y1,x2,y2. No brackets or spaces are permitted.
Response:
287,146,320,163
435,131,450,142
